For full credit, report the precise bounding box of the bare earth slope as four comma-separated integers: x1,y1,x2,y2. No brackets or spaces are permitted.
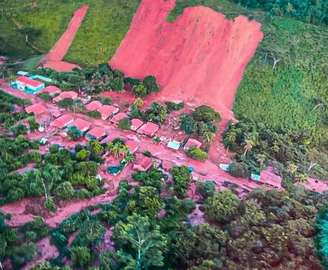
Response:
41,5,89,72
110,0,263,119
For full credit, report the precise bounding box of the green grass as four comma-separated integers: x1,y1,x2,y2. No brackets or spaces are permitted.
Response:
65,0,140,66
0,17,36,58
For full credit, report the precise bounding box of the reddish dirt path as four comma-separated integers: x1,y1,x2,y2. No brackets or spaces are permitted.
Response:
41,5,89,72
110,0,263,119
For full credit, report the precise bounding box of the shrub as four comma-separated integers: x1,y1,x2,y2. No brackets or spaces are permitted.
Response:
228,162,250,178
196,181,216,199
186,147,208,161
143,75,159,93
192,105,220,122
101,97,112,105
55,182,75,200
70,246,92,268
58,98,74,108
165,101,184,112
38,93,52,102
133,83,148,97
28,116,39,131
87,110,101,119
205,191,240,223
67,126,83,141
171,166,192,198
118,118,131,130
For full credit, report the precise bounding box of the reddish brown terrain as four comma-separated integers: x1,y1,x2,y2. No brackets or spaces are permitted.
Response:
41,5,89,72
110,0,263,119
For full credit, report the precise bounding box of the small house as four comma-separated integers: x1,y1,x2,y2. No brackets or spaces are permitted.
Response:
98,105,119,120
53,91,78,103
25,103,47,116
85,100,102,112
133,153,152,172
51,114,74,129
126,140,139,154
137,122,159,137
86,127,107,141
184,138,202,151
131,118,143,131
111,112,128,125
39,85,62,97
69,118,91,133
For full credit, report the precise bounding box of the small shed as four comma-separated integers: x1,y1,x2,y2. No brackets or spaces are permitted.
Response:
51,114,74,129
184,138,202,151
126,140,139,154
53,91,78,103
133,153,152,172
40,85,61,96
98,105,119,120
111,112,128,125
25,103,47,115
85,100,102,112
69,118,91,133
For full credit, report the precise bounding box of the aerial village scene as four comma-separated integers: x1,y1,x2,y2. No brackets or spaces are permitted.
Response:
0,0,328,269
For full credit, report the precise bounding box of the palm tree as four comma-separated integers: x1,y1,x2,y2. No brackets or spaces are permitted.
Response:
107,141,128,158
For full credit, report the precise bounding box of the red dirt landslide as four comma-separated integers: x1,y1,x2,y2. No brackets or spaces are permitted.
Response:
41,4,89,72
110,0,263,119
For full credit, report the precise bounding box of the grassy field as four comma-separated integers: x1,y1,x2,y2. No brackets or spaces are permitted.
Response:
65,0,140,66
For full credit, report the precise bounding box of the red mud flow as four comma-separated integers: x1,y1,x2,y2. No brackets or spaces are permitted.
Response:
41,5,89,72
110,0,263,119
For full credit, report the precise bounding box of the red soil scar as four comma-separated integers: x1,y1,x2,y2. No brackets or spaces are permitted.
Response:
41,4,89,72
110,0,263,119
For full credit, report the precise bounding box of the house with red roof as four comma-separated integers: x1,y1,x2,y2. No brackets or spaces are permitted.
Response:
137,122,159,137
133,153,152,172
86,127,107,141
53,91,78,103
131,118,143,131
111,112,128,125
85,101,102,112
98,105,119,120
39,85,62,96
14,76,45,94
126,140,139,154
184,138,202,151
69,118,91,133
25,103,47,115
50,114,74,129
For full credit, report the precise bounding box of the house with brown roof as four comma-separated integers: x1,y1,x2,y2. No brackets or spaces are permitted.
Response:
133,153,152,172
131,118,143,131
53,91,78,103
184,138,202,151
69,118,91,133
98,105,119,120
111,112,128,125
39,85,62,96
137,122,159,137
85,100,102,112
25,103,47,116
50,114,74,129
86,126,107,141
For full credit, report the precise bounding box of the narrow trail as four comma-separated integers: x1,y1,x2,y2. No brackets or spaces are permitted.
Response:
40,4,89,72
110,0,263,119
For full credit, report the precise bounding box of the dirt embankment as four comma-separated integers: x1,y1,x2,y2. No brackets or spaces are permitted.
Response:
41,4,89,72
110,0,263,119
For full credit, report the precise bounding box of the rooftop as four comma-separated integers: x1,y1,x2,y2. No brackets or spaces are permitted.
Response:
126,140,139,154
131,118,143,131
85,100,102,112
167,140,181,150
16,76,44,88
70,118,91,132
25,103,47,115
184,138,202,150
133,153,152,172
137,122,159,137
111,112,128,124
51,114,74,129
98,105,119,120
53,91,78,102
40,85,62,96
87,126,107,140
